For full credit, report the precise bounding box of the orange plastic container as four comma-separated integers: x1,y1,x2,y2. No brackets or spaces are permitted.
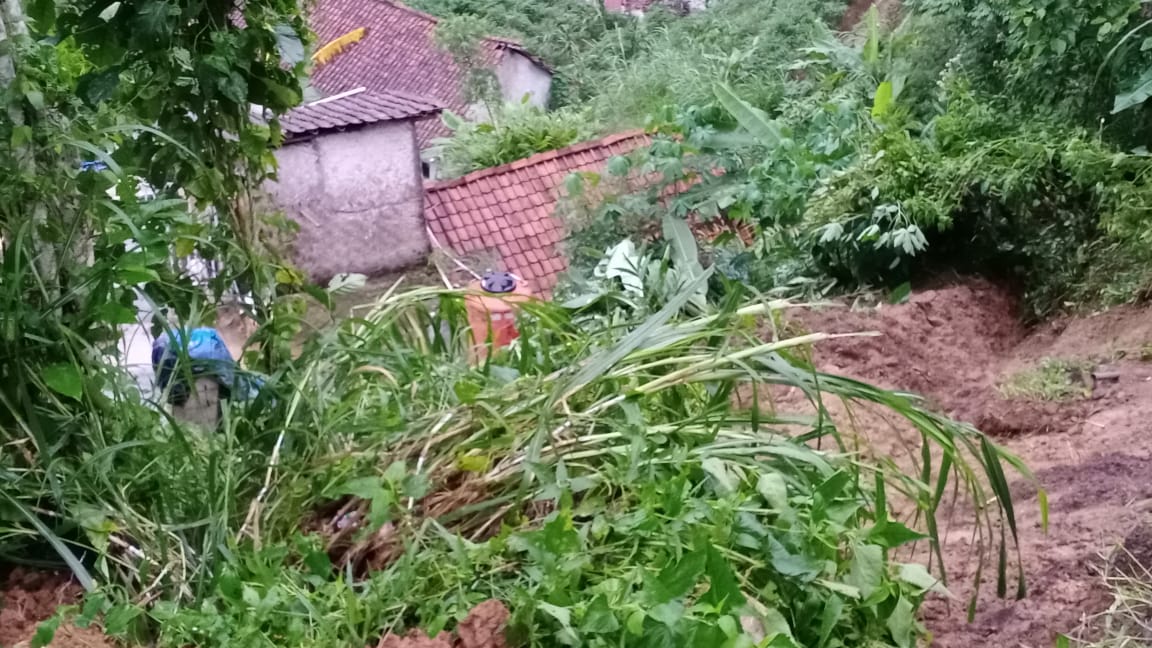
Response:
464,274,531,361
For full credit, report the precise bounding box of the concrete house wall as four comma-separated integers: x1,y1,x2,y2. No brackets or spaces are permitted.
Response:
497,51,553,108
268,120,429,281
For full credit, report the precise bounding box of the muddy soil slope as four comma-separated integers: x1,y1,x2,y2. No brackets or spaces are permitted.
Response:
794,279,1152,648
0,568,112,648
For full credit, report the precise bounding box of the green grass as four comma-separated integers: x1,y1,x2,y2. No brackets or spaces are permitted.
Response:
999,358,1093,402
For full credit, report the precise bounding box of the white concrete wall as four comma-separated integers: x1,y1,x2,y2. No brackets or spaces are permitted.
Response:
268,120,430,281
497,52,552,108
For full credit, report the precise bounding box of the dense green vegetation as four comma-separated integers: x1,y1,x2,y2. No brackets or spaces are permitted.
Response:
414,0,1152,317
8,0,1152,646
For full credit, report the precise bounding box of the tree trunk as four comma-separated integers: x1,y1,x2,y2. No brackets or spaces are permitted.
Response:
1,0,61,303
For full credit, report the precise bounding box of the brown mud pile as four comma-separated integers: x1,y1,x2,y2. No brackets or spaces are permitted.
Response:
792,278,1152,647
0,568,112,648
376,599,509,648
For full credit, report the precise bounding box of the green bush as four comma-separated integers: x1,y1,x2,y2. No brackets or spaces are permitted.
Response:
428,103,597,178
806,73,1152,316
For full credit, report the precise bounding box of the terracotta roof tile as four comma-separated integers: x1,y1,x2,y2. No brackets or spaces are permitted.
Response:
425,130,652,297
279,88,442,139
309,0,548,146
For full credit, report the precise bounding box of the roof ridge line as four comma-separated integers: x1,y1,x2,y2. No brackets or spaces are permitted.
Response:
309,86,366,105
426,128,649,192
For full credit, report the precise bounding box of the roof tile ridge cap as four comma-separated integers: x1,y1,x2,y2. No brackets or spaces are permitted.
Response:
425,129,650,193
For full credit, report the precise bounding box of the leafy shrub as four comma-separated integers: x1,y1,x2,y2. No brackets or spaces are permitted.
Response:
428,103,596,178
807,73,1152,315
907,0,1152,142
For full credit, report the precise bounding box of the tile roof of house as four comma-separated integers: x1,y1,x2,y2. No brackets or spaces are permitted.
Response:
604,0,661,12
308,0,549,145
424,130,651,297
279,88,443,140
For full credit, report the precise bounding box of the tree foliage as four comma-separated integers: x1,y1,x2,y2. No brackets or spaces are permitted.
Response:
0,0,309,596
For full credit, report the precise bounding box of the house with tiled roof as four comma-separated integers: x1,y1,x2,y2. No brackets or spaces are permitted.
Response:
604,0,708,15
308,0,552,150
265,87,445,280
424,130,651,297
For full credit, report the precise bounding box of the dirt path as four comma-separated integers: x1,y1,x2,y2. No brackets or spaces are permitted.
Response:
793,279,1152,647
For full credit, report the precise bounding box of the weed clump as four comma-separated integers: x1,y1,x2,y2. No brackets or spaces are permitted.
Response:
999,359,1093,402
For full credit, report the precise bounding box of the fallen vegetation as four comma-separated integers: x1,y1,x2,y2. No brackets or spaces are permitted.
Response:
7,0,1152,646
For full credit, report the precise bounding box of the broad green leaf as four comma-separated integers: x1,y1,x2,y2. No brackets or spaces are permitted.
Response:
242,584,261,608
888,281,912,304
26,0,55,30
863,6,880,67
648,601,684,627
816,594,844,648
872,80,894,118
818,579,861,599
273,23,306,64
31,615,61,648
564,172,585,197
886,595,916,648
702,457,737,495
581,596,620,634
714,83,784,149
757,473,790,511
102,605,143,635
760,607,795,640
653,550,707,602
626,610,646,635
702,546,746,612
538,602,573,629
77,67,122,106
96,303,138,325
607,155,632,177
76,593,106,628
1114,68,1152,113
868,520,927,548
897,562,949,596
663,215,702,277
768,537,821,580
337,477,385,500
846,543,884,599
43,363,84,400
98,2,121,21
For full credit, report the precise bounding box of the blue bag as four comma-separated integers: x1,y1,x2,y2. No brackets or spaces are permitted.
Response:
152,328,264,405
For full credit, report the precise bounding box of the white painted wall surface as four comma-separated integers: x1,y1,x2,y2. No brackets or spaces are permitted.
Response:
268,120,430,281
497,52,552,108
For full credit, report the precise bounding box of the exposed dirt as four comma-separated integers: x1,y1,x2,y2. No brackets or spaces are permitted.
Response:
791,278,1152,648
0,568,113,648
839,0,903,32
375,599,509,648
